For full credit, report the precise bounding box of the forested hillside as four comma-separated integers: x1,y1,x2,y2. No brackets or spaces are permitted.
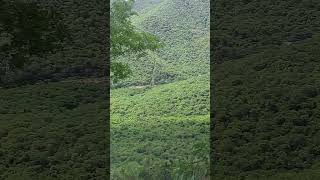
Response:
0,81,107,179
211,0,320,179
115,0,210,87
0,0,108,87
111,0,210,179
111,77,209,179
133,0,162,12
0,0,108,179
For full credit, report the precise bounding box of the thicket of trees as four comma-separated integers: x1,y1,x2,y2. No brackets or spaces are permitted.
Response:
211,0,320,64
111,77,210,179
0,1,66,85
110,0,161,83
0,0,109,179
211,0,320,179
111,0,210,179
0,0,167,179
0,81,108,179
0,0,108,87
114,0,210,87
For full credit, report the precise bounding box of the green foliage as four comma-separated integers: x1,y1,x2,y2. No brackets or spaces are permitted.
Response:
1,0,108,87
111,0,162,82
0,0,67,76
133,0,163,13
211,0,320,178
111,0,160,56
212,166,320,180
111,62,133,83
115,0,210,87
111,77,210,179
0,0,109,179
0,81,108,179
211,0,320,63
111,0,210,178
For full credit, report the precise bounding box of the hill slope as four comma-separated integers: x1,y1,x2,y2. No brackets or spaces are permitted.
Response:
1,0,107,87
111,76,210,179
111,0,210,179
0,81,108,179
0,1,109,179
211,0,320,179
115,0,210,87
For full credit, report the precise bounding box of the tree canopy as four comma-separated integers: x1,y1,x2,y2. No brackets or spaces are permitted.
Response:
110,0,161,83
0,0,67,76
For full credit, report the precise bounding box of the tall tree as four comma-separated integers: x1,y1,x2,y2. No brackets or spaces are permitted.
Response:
110,0,161,83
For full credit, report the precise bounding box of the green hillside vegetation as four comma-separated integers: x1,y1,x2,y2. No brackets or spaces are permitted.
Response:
0,0,108,87
0,81,108,179
111,0,210,179
115,0,209,87
111,77,209,179
211,0,320,179
133,0,163,12
211,0,320,64
0,0,108,179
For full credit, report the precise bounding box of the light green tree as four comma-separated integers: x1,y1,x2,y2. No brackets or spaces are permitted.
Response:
110,0,162,83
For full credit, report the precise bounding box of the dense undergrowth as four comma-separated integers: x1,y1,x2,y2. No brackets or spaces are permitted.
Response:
111,0,210,179
0,0,108,87
111,77,210,179
0,81,108,179
211,0,320,179
115,0,209,87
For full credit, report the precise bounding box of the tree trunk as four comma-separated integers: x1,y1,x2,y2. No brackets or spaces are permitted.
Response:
150,60,156,86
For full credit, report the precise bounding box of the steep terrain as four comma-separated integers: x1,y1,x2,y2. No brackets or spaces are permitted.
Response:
0,0,108,179
0,0,108,87
111,77,210,179
111,0,210,179
211,0,320,179
115,0,210,87
0,81,108,179
133,0,163,12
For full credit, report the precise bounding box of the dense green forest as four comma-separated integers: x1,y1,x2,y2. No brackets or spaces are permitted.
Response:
0,0,108,87
4,0,320,179
0,81,107,179
114,0,209,87
111,78,209,179
0,0,108,179
211,0,320,179
111,0,210,179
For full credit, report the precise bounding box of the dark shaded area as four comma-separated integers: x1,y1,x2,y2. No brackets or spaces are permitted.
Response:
0,82,108,179
211,0,320,179
211,0,320,64
0,0,108,87
0,0,109,179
